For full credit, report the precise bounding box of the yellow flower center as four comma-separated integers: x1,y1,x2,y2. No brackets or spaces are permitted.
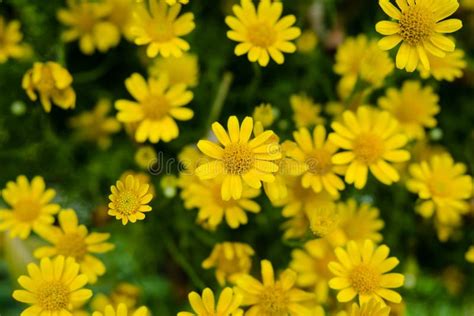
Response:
353,133,385,164
142,95,170,120
115,191,141,215
428,175,452,198
349,264,380,295
247,22,277,48
306,149,333,175
148,21,175,42
308,208,339,237
13,198,41,222
56,233,88,260
77,8,97,33
37,67,56,93
223,143,255,175
259,285,288,314
399,5,435,46
37,281,70,311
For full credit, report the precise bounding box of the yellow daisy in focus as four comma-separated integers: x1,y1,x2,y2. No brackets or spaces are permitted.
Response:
13,256,93,315
202,242,255,286
0,17,31,63
349,299,391,316
376,0,463,72
419,48,466,81
378,81,439,140
34,209,115,284
149,53,199,87
235,259,315,315
0,175,60,239
22,61,76,112
290,94,324,128
108,174,153,225
178,288,242,316
225,0,301,66
130,0,195,58
329,106,411,189
466,246,474,263
252,103,275,128
328,239,405,304
195,116,281,200
115,73,194,143
92,303,149,316
406,154,472,224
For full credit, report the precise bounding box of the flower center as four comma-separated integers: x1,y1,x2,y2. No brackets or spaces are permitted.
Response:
115,191,141,215
399,5,435,46
308,207,339,237
428,175,452,198
77,8,97,33
349,264,380,295
247,22,277,48
306,149,333,175
259,285,288,314
37,281,70,311
13,199,41,222
353,133,385,164
56,233,88,260
395,100,426,124
148,21,175,42
37,67,56,92
222,143,255,175
142,95,170,120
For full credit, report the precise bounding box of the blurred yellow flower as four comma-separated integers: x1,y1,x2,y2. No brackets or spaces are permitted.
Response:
22,61,76,112
348,299,391,316
466,246,474,263
329,239,404,304
225,0,301,66
91,283,142,312
252,103,275,128
166,0,190,5
378,81,440,140
34,209,115,284
13,256,93,315
149,53,199,87
0,17,31,63
106,0,135,40
376,0,462,72
178,288,242,316
419,48,466,81
329,106,411,189
108,174,153,225
297,29,318,53
115,73,194,143
69,99,121,149
92,303,149,316
0,175,59,239
202,242,255,286
130,0,195,58
135,146,157,170
290,94,324,128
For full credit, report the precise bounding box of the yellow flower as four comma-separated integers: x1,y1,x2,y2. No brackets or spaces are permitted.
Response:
195,116,281,200
466,246,474,263
130,0,195,58
149,53,199,87
349,299,391,316
252,103,275,128
0,17,31,63
419,48,466,81
115,73,194,143
202,242,255,286
329,106,411,189
120,171,156,198
235,259,315,315
92,303,149,316
376,0,463,72
290,238,337,304
290,94,324,128
22,61,76,112
288,126,345,196
34,209,115,284
166,0,189,5
225,0,301,66
328,239,405,304
297,29,318,53
13,256,93,315
58,0,121,55
0,175,60,239
106,0,135,40
91,283,142,312
69,99,121,149
135,146,158,170
378,81,439,140
178,288,242,316
108,175,153,225
406,154,472,224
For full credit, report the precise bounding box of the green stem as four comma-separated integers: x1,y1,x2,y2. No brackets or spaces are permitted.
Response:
205,72,233,130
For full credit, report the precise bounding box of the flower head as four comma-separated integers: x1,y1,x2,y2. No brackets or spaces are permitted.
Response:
149,53,199,87
135,146,157,169
130,0,195,58
115,73,194,143
34,209,115,284
178,288,242,316
349,299,391,316
419,48,466,81
297,29,318,53
22,61,76,112
466,246,474,263
91,283,142,312
0,17,31,63
225,0,301,66
328,239,405,304
252,103,275,128
329,106,411,189
166,0,189,5
376,0,463,72
0,175,60,239
13,256,93,315
92,303,149,316
108,174,153,225
291,94,324,128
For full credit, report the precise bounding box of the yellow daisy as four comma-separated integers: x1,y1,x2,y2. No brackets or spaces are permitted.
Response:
328,239,405,304
296,29,318,53
135,146,158,170
91,283,142,312
130,0,195,58
202,242,255,286
378,80,440,140
376,0,463,72
329,106,411,189
22,61,76,113
115,73,194,143
178,288,242,316
235,259,315,315
106,0,135,40
34,209,115,284
0,17,31,63
349,299,391,316
195,116,280,200
0,175,60,239
419,48,466,81
225,0,301,66
466,246,474,263
406,154,472,224
290,94,324,128
149,53,199,87
120,171,156,198
108,174,153,225
252,103,275,128
13,256,93,315
92,303,149,316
